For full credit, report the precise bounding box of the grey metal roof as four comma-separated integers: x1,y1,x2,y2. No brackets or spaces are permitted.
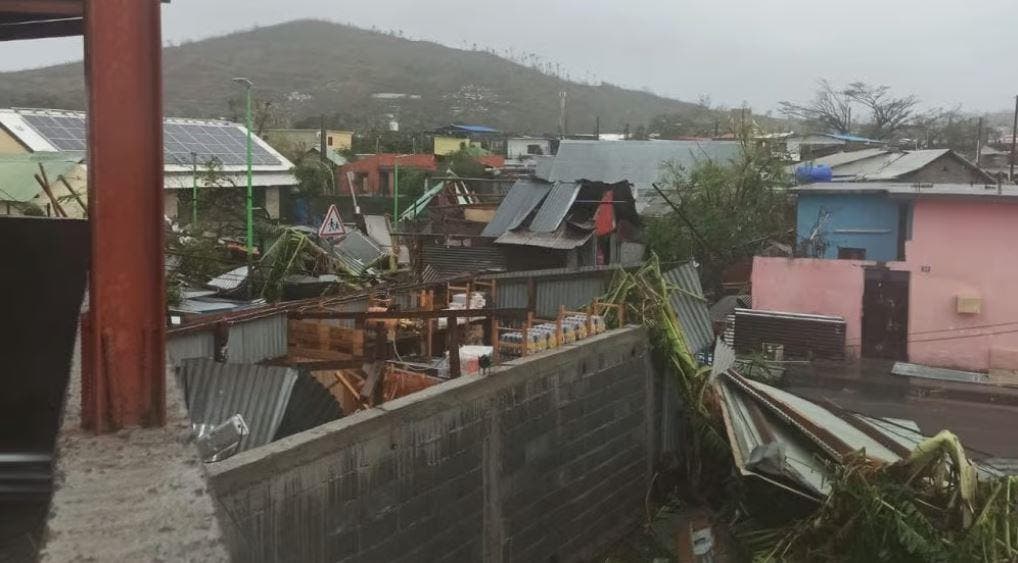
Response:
663,263,714,354
793,181,1018,201
179,359,341,453
798,149,993,183
480,179,552,237
535,140,741,205
362,215,392,248
494,223,593,250
421,240,507,275
528,181,580,232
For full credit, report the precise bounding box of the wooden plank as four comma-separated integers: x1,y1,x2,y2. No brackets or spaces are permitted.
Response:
287,347,352,361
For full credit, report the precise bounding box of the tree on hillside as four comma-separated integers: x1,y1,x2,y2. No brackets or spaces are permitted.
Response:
779,80,917,139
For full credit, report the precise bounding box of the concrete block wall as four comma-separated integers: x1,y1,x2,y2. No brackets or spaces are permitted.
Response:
208,327,654,562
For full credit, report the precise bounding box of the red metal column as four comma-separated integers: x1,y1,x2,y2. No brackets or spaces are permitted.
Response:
81,0,165,431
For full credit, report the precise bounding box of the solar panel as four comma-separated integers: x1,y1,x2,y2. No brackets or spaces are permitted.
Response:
19,113,282,167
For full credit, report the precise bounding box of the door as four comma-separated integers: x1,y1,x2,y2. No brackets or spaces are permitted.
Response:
862,269,909,360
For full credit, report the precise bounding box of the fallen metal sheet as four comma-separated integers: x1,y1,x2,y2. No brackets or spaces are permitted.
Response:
663,263,713,354
891,362,989,384
179,359,341,453
734,308,846,360
715,369,944,498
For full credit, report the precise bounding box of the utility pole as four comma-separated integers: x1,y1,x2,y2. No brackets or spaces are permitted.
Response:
1011,95,1018,183
191,152,198,226
558,91,568,138
595,116,600,141
319,114,327,163
233,77,255,299
976,116,983,167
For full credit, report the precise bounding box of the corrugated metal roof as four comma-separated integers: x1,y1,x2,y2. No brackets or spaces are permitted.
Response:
180,360,298,452
528,181,580,232
860,149,951,180
167,330,215,366
663,263,714,354
494,223,592,250
206,266,247,292
179,359,341,453
478,263,628,280
335,231,386,275
535,140,740,206
422,240,507,275
480,179,552,237
226,313,287,363
797,148,889,169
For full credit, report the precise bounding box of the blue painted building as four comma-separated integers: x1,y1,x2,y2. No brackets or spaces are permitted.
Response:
796,191,910,262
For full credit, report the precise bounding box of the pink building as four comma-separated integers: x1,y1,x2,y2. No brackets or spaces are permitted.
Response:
754,183,1018,373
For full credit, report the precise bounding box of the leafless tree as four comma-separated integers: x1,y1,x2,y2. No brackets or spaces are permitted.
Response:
845,82,918,139
779,79,854,134
780,80,918,140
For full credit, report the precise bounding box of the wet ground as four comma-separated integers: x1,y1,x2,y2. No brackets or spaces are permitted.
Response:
784,358,1018,459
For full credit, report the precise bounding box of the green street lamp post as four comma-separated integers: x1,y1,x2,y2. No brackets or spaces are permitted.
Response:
232,77,255,298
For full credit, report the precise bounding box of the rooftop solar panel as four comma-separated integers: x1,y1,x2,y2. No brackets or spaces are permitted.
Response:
19,112,282,167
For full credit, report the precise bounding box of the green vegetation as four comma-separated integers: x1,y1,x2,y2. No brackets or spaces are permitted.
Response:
644,133,791,295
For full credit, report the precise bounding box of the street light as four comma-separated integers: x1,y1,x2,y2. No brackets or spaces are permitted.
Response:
232,77,255,298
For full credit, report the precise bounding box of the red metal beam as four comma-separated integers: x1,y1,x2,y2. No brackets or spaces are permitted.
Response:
81,0,165,432
0,0,82,16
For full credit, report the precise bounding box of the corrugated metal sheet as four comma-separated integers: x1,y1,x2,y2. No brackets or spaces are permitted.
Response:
529,181,579,232
167,330,215,366
180,360,297,452
180,359,341,453
335,231,386,275
535,140,740,208
494,224,592,249
480,179,552,237
492,280,528,309
535,275,608,318
363,215,392,247
891,362,988,384
711,339,736,378
663,263,714,354
226,313,287,363
479,264,627,280
422,240,507,275
733,309,846,360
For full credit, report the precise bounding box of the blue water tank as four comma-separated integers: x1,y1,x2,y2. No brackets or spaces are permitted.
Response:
795,163,833,183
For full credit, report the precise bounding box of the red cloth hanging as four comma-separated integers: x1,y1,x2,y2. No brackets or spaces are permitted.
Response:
594,190,614,236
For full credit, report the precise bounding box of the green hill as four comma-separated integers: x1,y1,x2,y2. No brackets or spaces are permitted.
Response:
0,19,702,135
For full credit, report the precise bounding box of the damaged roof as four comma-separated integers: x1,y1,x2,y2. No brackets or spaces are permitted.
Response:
480,179,553,237
334,231,387,275
0,153,82,202
489,179,637,250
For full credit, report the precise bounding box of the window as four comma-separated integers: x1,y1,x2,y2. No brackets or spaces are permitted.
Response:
327,136,334,147
526,144,543,155
838,247,866,260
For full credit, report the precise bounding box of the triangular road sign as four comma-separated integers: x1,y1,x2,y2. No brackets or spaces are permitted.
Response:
318,204,346,238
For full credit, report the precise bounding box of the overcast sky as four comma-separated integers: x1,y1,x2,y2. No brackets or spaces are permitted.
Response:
1,0,1013,113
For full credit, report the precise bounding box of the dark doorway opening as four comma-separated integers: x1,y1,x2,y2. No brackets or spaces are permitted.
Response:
862,268,909,360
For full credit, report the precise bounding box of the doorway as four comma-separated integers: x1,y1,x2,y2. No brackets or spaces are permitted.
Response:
862,268,909,360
